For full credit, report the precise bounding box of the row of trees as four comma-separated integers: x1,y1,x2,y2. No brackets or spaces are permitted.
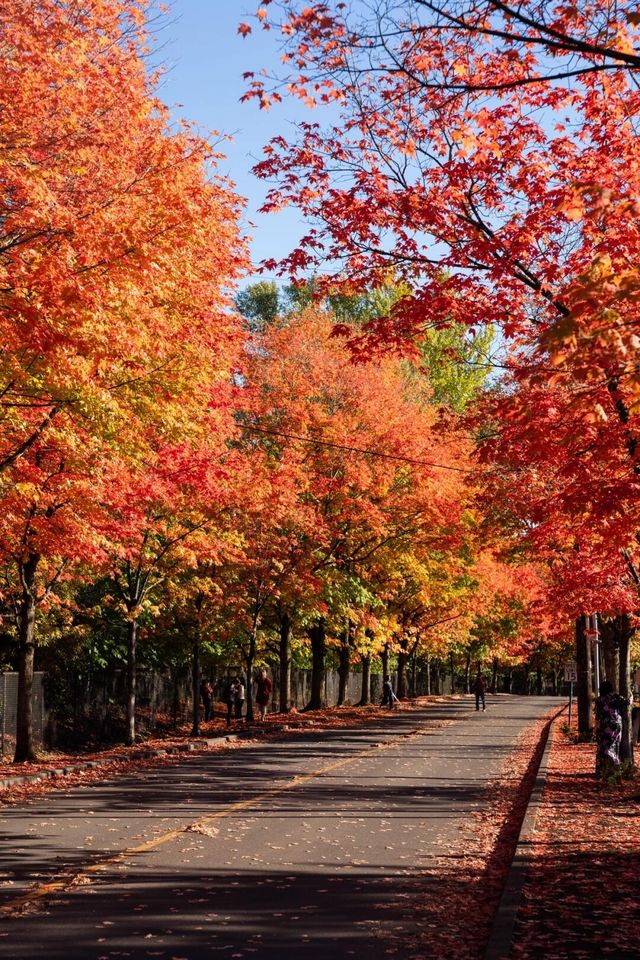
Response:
239,0,640,756
5,0,634,761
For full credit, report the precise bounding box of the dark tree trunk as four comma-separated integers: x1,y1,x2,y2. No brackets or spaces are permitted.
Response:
126,617,138,746
191,636,200,737
410,651,417,697
245,626,257,722
576,616,593,738
14,552,40,763
490,658,499,695
397,645,408,699
464,652,471,694
337,624,352,706
381,644,389,681
306,620,326,710
434,659,443,695
359,653,371,705
449,652,455,693
536,664,543,696
424,652,431,696
601,619,620,688
616,615,634,763
171,667,179,727
279,611,292,713
504,667,513,694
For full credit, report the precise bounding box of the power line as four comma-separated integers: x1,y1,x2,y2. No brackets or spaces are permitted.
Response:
240,424,473,472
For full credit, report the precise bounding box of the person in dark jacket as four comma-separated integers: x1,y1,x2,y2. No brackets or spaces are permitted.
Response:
200,679,213,722
473,672,486,711
381,675,398,709
255,668,272,721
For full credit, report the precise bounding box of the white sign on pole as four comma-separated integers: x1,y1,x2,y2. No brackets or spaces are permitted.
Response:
564,662,578,683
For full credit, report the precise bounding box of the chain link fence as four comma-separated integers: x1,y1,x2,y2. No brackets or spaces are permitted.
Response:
0,672,46,758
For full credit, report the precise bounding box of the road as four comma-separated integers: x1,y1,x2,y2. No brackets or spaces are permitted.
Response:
0,696,560,959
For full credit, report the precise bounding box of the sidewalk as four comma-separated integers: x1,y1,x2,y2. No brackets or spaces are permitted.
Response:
510,722,640,960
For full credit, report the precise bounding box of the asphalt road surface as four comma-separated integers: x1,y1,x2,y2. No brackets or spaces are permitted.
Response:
0,695,561,959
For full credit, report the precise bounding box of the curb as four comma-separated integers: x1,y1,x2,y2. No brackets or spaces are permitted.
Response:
484,711,563,960
0,734,242,792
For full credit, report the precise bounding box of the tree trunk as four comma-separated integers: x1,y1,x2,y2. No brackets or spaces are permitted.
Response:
245,626,257,722
536,663,543,695
616,615,634,763
191,636,200,737
449,652,455,694
576,616,593,738
279,611,292,713
424,652,431,696
601,619,620,688
410,651,417,697
126,617,138,745
490,658,499,695
14,552,40,763
306,620,326,710
396,645,408,700
171,666,179,727
381,644,389,681
504,667,513,694
464,652,471,694
337,624,352,706
359,653,371,705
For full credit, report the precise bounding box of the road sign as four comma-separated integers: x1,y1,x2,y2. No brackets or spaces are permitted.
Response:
564,662,578,683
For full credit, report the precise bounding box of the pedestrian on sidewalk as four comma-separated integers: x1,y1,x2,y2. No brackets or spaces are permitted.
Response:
224,676,236,727
473,671,486,711
595,680,629,777
255,668,272,721
381,675,398,709
200,678,213,722
234,676,246,721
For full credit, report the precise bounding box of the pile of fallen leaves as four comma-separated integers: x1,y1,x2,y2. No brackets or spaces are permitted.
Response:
395,708,560,960
511,724,640,960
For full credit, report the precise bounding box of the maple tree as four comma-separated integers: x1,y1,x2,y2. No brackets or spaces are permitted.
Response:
239,304,474,706
2,0,247,760
242,0,640,728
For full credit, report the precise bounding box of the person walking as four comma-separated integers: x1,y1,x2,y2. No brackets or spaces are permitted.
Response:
234,676,246,721
224,676,236,727
473,671,486,711
595,680,629,777
381,675,398,709
200,678,213,722
255,668,272,721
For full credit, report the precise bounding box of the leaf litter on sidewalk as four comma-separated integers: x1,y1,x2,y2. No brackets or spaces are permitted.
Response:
511,723,640,960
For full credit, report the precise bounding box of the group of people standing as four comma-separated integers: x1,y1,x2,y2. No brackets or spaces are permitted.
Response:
199,669,273,726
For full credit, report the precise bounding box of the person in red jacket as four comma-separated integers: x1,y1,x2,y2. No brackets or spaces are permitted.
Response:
255,668,272,721
473,672,486,711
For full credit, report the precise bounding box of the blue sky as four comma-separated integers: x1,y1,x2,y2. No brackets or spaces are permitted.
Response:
155,2,309,283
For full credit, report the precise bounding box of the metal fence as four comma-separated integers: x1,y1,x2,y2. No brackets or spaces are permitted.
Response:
0,672,46,757
0,664,432,753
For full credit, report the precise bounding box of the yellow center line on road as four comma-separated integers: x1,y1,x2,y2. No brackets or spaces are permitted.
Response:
1,722,441,918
